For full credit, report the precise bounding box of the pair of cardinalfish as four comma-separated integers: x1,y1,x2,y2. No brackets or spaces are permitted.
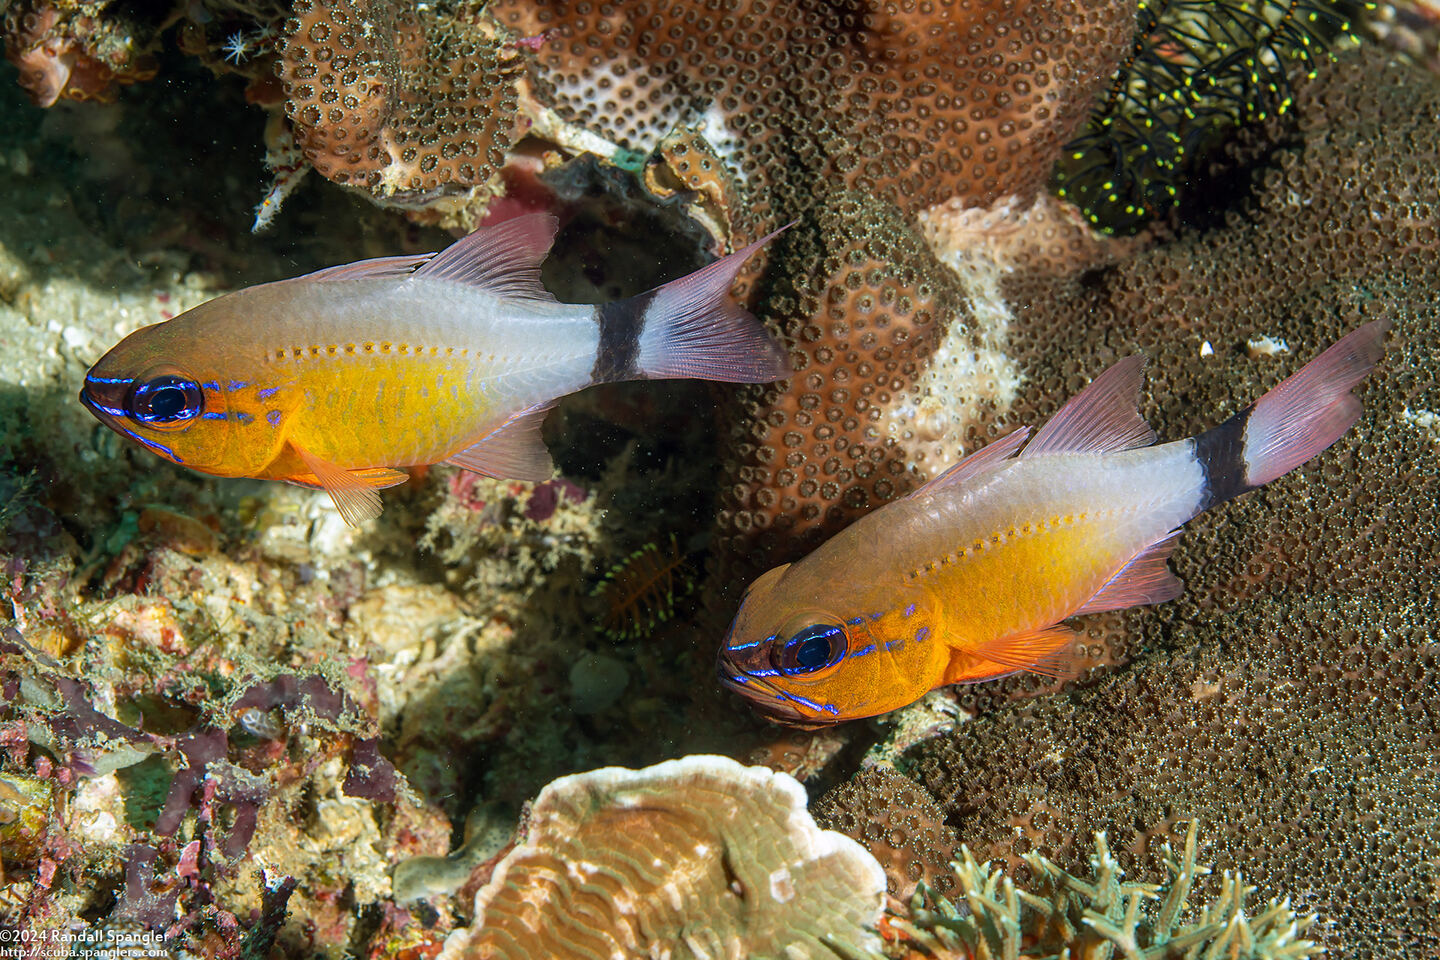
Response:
81,216,1390,725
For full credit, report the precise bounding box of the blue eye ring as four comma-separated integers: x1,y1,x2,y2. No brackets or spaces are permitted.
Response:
128,375,203,425
773,622,848,676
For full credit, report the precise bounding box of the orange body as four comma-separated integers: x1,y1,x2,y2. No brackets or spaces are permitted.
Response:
718,323,1388,724
79,215,788,525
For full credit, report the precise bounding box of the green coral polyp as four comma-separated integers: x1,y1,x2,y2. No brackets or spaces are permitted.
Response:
893,821,1322,960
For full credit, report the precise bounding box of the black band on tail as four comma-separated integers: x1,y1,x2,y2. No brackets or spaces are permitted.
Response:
591,292,651,383
1193,407,1254,510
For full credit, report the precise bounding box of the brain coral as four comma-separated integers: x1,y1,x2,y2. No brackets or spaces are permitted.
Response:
485,0,1138,579
871,46,1440,958
440,755,886,960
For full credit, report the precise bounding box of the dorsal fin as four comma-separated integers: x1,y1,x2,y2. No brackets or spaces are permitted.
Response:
1023,355,1156,457
445,401,557,482
301,253,437,282
414,213,560,303
910,426,1031,497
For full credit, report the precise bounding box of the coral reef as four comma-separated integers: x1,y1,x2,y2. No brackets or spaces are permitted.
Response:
891,822,1322,960
888,46,1440,958
438,755,887,960
812,766,960,901
484,0,1140,580
276,0,525,217
2,2,161,107
1,0,1437,953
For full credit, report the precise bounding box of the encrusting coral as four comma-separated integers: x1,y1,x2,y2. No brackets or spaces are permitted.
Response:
885,45,1440,958
812,766,961,901
482,0,1139,581
438,755,887,960
890,821,1322,960
276,0,526,213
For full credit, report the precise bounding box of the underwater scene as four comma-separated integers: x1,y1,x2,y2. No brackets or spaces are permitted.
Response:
0,0,1437,957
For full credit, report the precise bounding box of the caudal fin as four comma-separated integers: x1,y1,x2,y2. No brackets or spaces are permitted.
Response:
610,227,791,383
1193,320,1390,507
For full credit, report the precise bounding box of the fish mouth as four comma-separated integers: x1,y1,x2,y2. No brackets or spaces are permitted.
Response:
79,378,130,427
715,651,837,728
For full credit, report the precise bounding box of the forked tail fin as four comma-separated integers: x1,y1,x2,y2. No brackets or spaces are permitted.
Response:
1193,320,1390,508
591,226,792,384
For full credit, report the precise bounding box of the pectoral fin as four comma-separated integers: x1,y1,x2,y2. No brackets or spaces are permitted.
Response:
289,442,402,526
945,624,1081,685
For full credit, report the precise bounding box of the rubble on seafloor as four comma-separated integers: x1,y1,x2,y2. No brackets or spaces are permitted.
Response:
0,0,1437,957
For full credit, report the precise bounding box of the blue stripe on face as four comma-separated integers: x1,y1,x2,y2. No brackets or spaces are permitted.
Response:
93,402,129,418
234,412,255,425
227,380,250,390
202,381,220,391
779,691,839,716
727,636,770,651
853,643,875,658
257,387,279,400
916,626,931,643
266,410,282,427
847,616,864,626
120,427,183,463
202,412,227,421
904,603,917,617
85,374,134,385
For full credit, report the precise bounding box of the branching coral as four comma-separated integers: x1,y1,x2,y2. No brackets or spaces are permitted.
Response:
891,822,1321,960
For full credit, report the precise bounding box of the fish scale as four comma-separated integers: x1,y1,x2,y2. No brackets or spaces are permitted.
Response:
718,321,1391,725
80,215,792,525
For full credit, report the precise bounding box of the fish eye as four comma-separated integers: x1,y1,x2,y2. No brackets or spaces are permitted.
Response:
128,375,203,425
773,622,847,676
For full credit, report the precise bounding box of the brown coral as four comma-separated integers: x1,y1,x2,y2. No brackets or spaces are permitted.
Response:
485,0,1137,575
277,0,526,210
812,766,960,900
442,755,886,960
880,46,1440,957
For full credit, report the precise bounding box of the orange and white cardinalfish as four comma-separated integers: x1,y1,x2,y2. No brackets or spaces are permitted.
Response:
79,215,787,525
718,322,1390,725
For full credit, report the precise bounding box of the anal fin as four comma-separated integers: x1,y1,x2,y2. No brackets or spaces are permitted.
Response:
290,441,390,527
1072,531,1185,617
947,624,1082,684
446,402,556,482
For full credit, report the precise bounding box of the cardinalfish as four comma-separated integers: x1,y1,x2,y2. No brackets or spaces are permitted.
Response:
718,322,1390,725
79,215,787,525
